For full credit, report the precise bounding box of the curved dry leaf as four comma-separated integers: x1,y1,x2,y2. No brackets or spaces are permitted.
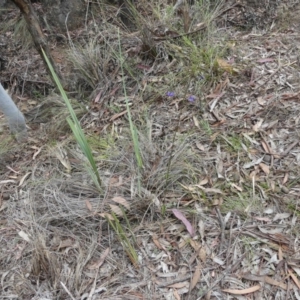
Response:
264,276,287,289
193,116,199,128
289,269,300,289
257,96,267,106
109,204,123,216
173,289,180,300
168,282,189,289
258,226,283,234
85,199,93,212
110,110,127,121
198,178,208,186
32,145,43,160
231,183,243,192
199,247,206,262
198,219,205,240
58,238,74,250
223,284,261,295
213,256,224,265
112,196,130,210
259,163,270,175
152,234,163,250
194,185,223,194
190,240,201,251
109,176,123,187
196,142,205,151
88,248,110,270
172,209,195,237
254,216,271,222
273,213,291,221
99,212,114,220
282,172,289,185
190,264,201,291
261,140,271,152
243,157,264,169
19,172,31,186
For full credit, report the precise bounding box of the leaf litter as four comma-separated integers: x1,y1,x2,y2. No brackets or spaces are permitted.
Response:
1,1,300,299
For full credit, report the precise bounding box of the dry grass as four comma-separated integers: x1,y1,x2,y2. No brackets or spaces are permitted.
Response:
1,0,300,299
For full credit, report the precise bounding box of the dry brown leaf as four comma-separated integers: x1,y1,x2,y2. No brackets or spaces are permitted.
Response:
216,159,223,178
209,91,225,112
194,185,223,194
85,199,93,212
210,132,219,141
93,90,102,103
193,116,200,128
243,157,264,169
196,142,205,151
223,284,261,295
199,247,206,262
265,120,278,130
178,238,189,249
173,289,180,300
282,172,289,185
168,282,189,288
172,209,195,237
112,196,130,210
261,140,270,153
257,96,267,106
278,246,283,260
231,183,243,192
213,257,224,265
281,92,300,100
58,238,74,250
109,204,123,216
288,269,300,289
198,178,208,185
258,227,283,234
264,276,287,290
241,274,287,290
109,176,123,187
19,172,31,186
32,145,43,160
259,163,270,175
190,264,201,291
190,240,201,251
99,212,114,220
198,220,205,240
110,110,127,121
273,213,290,221
152,234,163,250
88,248,110,270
